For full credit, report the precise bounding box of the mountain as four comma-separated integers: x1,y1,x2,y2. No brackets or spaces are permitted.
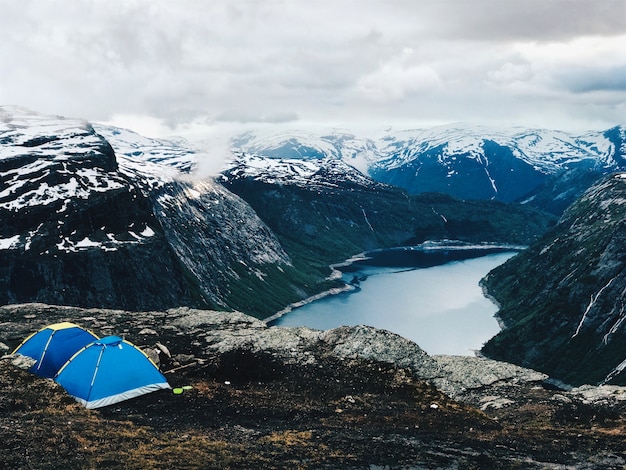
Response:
233,124,625,213
0,106,302,316
93,124,198,174
481,173,626,386
231,128,378,174
0,106,580,320
221,153,382,192
9,107,548,318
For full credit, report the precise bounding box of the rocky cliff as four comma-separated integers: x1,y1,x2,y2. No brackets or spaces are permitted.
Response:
0,107,298,316
482,173,626,386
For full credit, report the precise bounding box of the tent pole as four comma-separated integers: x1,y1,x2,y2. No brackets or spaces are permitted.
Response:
35,332,55,373
87,346,105,399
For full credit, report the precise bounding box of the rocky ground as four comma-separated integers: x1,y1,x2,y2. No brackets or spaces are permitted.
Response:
2,303,626,469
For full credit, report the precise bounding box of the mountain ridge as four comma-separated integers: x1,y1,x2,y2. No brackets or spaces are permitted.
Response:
231,123,625,211
0,106,558,317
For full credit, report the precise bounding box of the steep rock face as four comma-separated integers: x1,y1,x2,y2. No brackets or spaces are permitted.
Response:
0,107,295,315
481,173,626,385
0,106,200,310
151,179,299,316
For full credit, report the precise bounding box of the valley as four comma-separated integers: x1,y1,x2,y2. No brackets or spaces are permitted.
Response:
2,106,626,467
2,2,623,467
271,251,516,356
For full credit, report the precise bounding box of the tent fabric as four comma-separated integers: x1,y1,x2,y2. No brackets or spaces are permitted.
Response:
55,336,170,409
12,322,99,378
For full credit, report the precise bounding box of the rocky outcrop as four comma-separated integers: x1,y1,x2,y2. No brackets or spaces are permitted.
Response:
3,303,626,468
0,303,557,402
3,303,570,413
432,355,547,399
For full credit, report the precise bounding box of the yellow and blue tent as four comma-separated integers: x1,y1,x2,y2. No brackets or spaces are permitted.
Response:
55,336,170,409
12,322,99,378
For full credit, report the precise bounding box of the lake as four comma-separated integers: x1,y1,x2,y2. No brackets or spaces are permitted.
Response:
270,251,516,356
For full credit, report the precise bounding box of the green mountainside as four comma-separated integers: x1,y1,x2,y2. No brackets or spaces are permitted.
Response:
482,173,626,386
220,175,555,290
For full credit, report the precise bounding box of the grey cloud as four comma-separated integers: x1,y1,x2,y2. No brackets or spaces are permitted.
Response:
214,111,300,124
557,66,626,93
410,0,626,41
0,0,623,135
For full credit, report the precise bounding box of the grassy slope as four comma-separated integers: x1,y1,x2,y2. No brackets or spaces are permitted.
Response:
222,179,556,318
481,175,626,385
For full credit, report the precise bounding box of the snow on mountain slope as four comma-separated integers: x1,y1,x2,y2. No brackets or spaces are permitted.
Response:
0,106,292,314
233,128,379,174
94,124,198,174
0,106,165,255
230,123,624,205
0,106,125,212
376,124,616,172
92,121,622,207
221,153,383,192
234,124,618,173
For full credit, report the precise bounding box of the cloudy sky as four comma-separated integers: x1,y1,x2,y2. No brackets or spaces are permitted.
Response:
1,0,624,138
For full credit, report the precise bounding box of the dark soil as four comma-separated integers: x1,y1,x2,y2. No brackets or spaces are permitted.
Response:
2,350,626,469
1,304,626,468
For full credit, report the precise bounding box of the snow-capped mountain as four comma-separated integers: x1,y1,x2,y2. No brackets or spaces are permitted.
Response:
482,172,626,386
0,106,292,315
232,128,379,174
220,154,384,193
0,105,618,322
232,124,625,208
0,106,124,213
376,124,618,173
93,124,198,176
373,124,624,204
0,106,141,253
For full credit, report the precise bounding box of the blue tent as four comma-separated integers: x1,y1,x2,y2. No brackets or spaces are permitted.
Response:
12,322,99,378
55,336,170,409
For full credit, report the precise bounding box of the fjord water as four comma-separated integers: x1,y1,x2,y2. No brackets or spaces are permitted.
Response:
272,252,516,355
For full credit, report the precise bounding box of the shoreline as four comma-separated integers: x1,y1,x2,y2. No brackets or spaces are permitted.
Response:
266,243,522,326
332,242,525,271
264,283,356,325
480,280,507,330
